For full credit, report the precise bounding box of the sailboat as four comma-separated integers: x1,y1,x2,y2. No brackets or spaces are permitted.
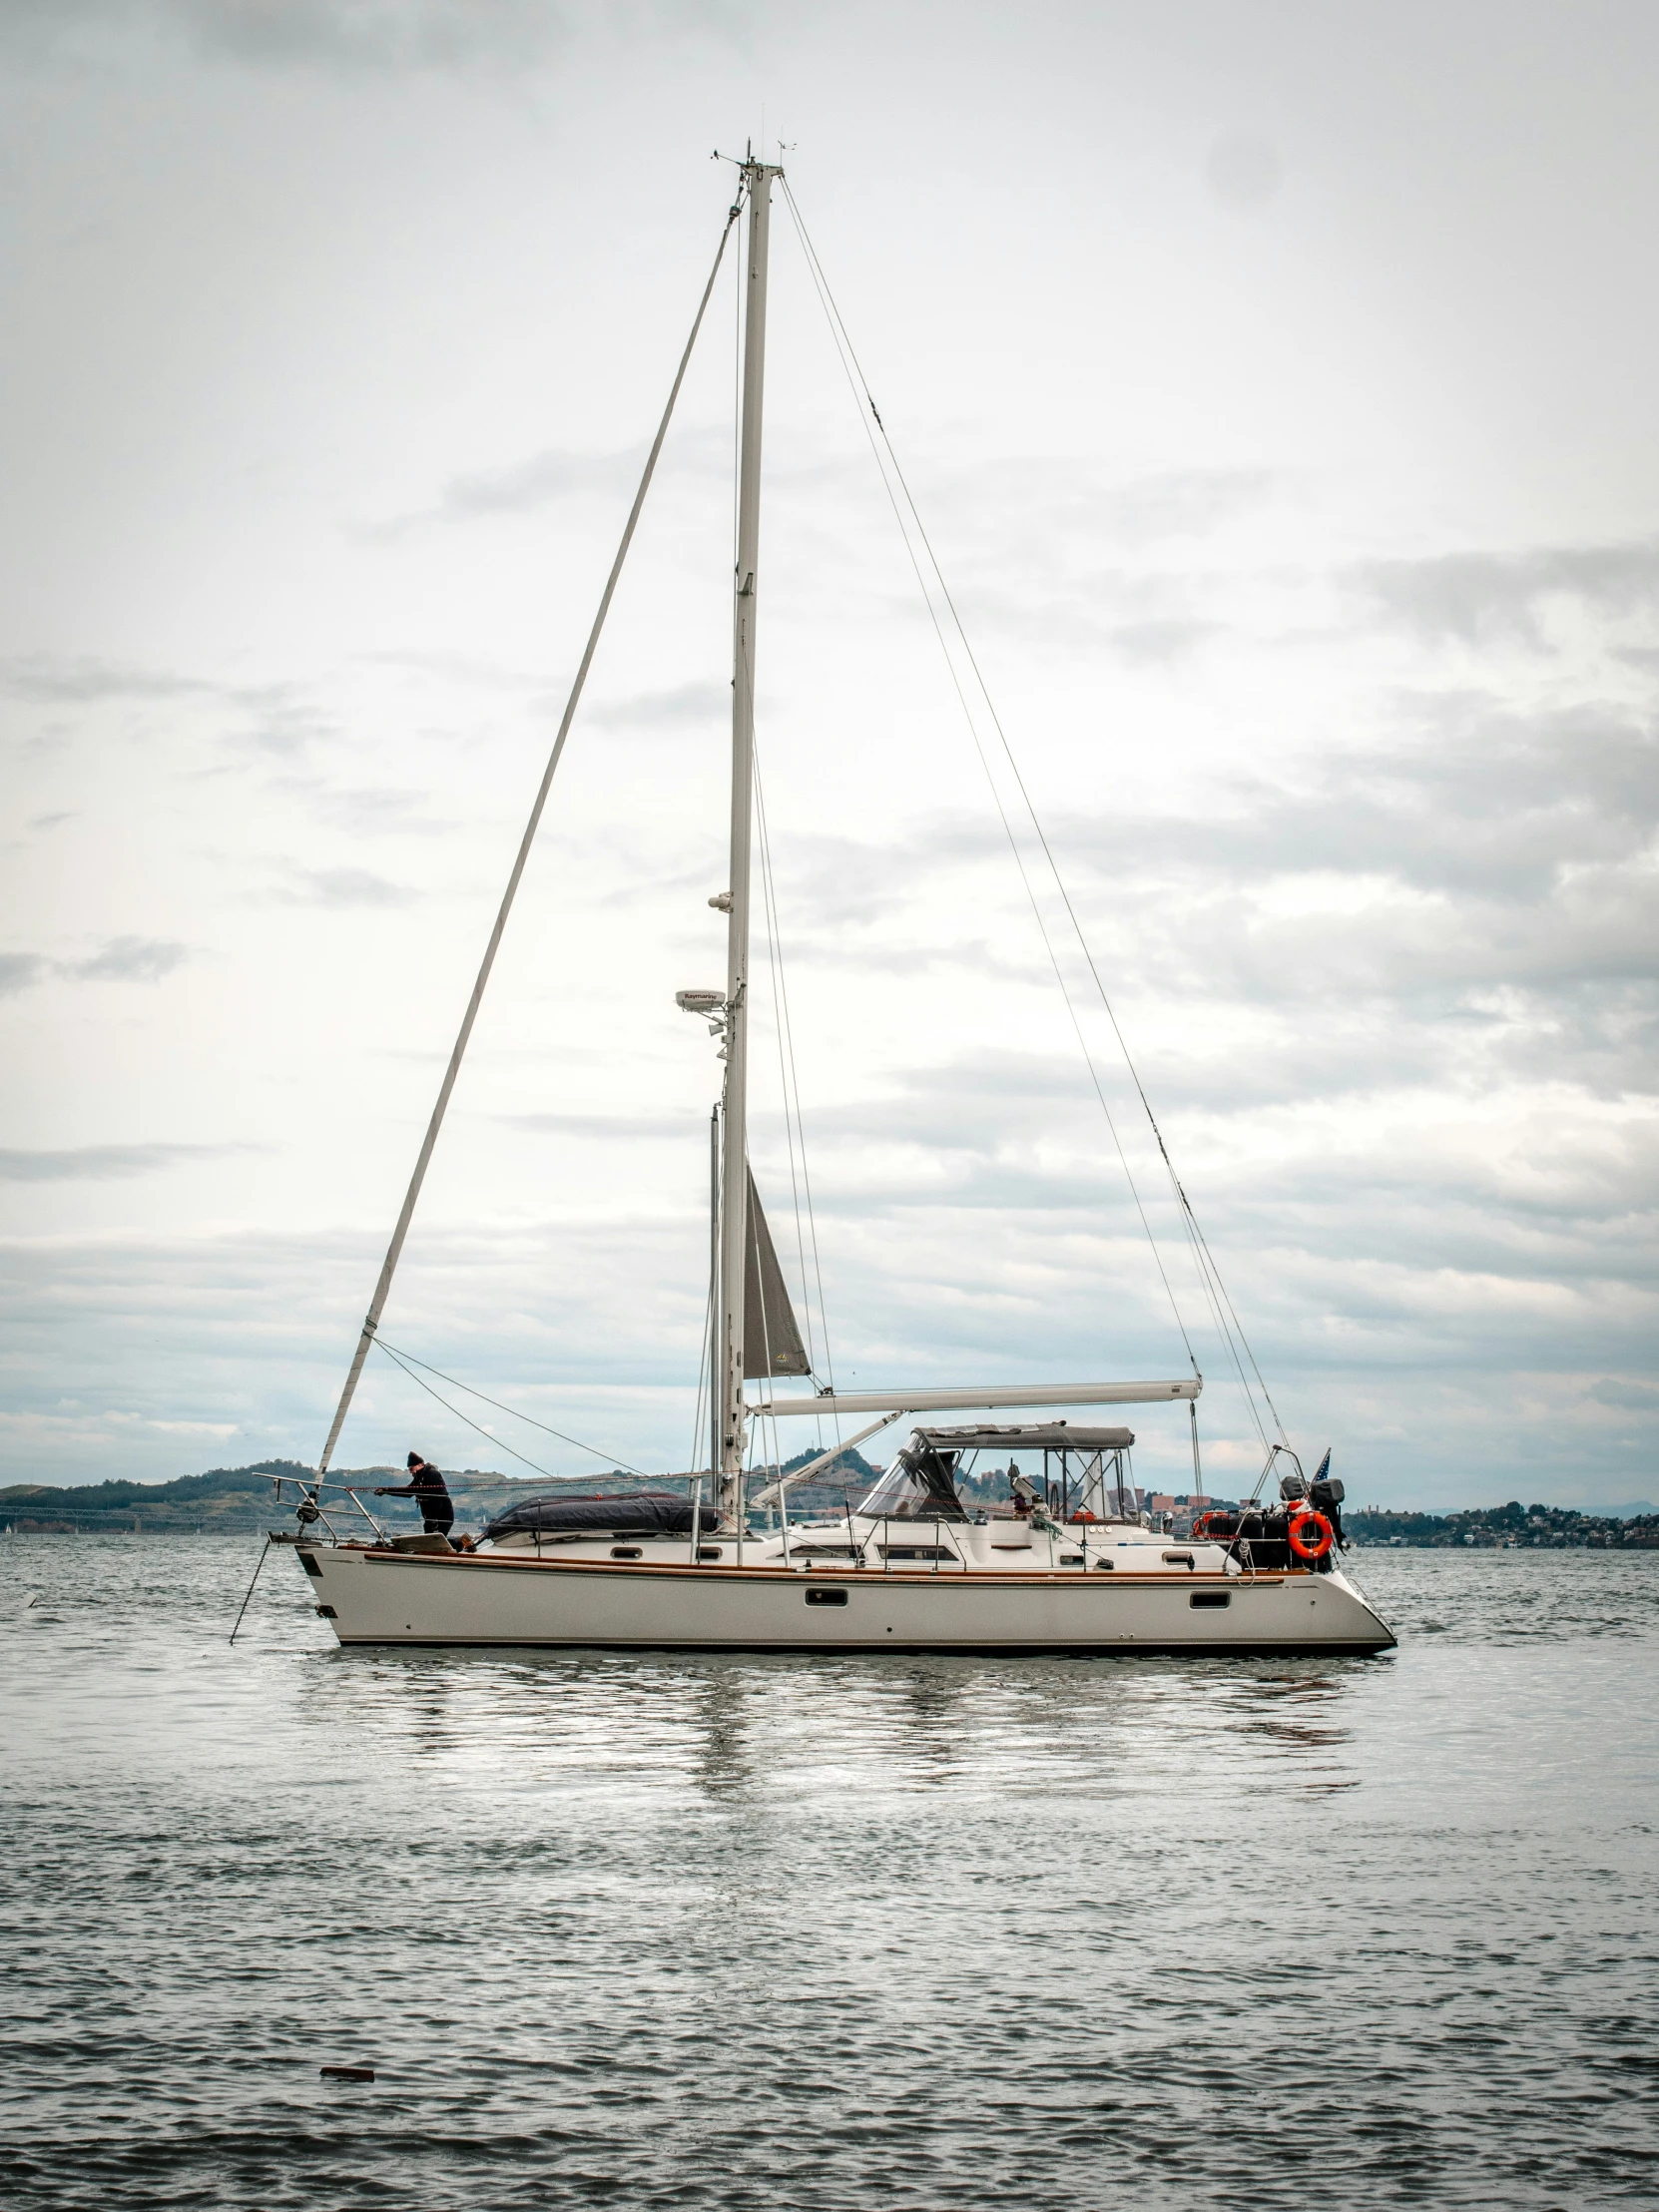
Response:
277,156,1393,1657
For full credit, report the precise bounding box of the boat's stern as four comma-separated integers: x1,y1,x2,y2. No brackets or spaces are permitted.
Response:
1323,1563,1396,1651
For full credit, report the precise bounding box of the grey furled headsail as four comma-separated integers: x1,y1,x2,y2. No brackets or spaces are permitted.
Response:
744,1170,812,1379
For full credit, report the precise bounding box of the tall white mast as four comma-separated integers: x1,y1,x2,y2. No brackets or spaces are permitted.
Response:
719,155,781,1521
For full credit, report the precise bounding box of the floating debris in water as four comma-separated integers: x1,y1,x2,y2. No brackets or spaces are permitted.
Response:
319,2065,375,2082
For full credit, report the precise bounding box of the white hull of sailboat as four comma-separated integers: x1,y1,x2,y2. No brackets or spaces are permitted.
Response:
296,1545,1394,1655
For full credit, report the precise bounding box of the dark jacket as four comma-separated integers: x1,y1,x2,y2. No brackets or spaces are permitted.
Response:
381,1463,453,1522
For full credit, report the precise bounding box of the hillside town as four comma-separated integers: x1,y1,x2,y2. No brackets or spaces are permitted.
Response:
1347,1501,1659,1549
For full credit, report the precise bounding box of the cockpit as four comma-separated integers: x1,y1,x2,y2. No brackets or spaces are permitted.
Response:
855,1422,1139,1522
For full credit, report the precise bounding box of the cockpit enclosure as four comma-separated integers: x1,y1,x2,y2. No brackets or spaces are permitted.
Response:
857,1422,1140,1522
856,1439,972,1520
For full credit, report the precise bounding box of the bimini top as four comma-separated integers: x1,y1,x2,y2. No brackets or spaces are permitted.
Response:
914,1423,1135,1453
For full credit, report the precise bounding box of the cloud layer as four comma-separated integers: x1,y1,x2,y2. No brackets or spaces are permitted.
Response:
1,0,1656,1504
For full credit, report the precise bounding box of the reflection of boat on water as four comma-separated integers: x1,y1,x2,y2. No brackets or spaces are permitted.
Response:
277,154,1393,1659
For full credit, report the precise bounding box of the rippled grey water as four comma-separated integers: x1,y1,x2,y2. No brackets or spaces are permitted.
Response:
3,1539,1657,2210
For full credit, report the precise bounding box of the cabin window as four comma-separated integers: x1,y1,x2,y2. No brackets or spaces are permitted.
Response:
698,1546,724,1560
879,1545,954,1561
1190,1590,1231,1610
1163,1551,1197,1569
805,1587,849,1607
611,1547,643,1560
1060,1553,1085,1565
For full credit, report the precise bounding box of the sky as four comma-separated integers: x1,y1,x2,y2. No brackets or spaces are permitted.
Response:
1,0,1655,1509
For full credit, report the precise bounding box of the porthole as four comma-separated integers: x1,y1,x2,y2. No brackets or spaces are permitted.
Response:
805,1586,849,1607
610,1546,644,1560
1189,1590,1231,1610
698,1545,724,1560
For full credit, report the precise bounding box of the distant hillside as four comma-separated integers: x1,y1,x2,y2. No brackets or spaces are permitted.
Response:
22,1461,1653,1546
755,1443,884,1513
1352,1501,1659,1549
0,1460,314,1530
0,1460,571,1532
0,1444,890,1533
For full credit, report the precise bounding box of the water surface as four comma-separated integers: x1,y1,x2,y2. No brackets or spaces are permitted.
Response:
3,1538,1656,2208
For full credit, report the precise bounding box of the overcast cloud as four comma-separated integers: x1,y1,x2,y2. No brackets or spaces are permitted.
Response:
1,0,1655,1506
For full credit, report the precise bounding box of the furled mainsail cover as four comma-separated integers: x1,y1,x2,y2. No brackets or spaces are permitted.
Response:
743,1170,812,1379
481,1492,707,1541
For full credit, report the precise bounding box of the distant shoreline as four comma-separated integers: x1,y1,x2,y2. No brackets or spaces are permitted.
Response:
2,1462,1656,1546
1348,1503,1659,1550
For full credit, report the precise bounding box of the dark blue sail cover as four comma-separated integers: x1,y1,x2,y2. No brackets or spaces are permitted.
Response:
481,1491,710,1542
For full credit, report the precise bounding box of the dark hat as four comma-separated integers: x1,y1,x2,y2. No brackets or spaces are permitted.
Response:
407,1451,423,1467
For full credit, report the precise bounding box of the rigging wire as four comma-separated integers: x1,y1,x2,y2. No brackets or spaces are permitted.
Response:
312,196,743,1486
374,1344,559,1480
687,1263,715,1480
753,740,838,1404
752,750,815,1369
779,176,1286,1449
777,182,1200,1382
735,609,843,1457
728,190,836,1472
372,1338,645,1476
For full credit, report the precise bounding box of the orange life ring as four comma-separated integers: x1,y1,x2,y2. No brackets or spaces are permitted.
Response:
1191,1510,1229,1539
1287,1507,1335,1561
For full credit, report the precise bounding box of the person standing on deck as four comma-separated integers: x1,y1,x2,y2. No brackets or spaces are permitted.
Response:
375,1453,454,1537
